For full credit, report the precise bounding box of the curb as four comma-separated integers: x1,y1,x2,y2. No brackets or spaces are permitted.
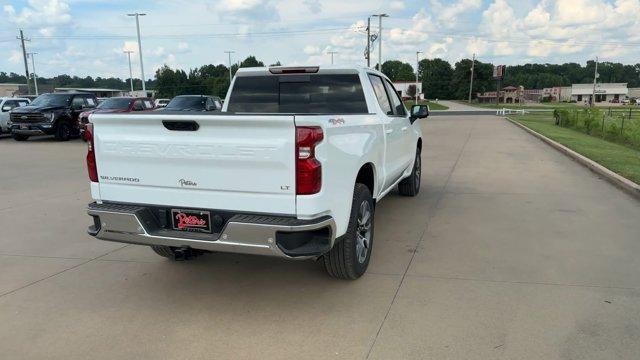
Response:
505,117,640,201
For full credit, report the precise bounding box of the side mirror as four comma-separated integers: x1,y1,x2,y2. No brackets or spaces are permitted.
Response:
1,106,12,112
410,104,429,123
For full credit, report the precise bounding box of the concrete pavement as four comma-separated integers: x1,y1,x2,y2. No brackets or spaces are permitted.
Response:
0,117,639,359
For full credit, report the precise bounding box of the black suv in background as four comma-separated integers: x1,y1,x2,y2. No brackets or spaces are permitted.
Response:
9,92,98,141
159,95,222,112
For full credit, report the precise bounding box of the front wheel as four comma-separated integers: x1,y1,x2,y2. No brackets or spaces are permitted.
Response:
54,122,71,141
398,148,422,196
323,183,374,280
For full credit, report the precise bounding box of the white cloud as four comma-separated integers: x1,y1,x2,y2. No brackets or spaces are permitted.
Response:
152,47,166,57
431,0,481,27
303,45,321,55
4,0,72,26
390,1,406,10
8,50,22,64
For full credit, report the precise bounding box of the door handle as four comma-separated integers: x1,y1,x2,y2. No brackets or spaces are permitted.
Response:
385,129,393,134
163,120,200,131
401,126,408,131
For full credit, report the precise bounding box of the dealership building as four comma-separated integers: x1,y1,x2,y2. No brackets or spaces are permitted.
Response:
571,83,628,103
392,81,423,100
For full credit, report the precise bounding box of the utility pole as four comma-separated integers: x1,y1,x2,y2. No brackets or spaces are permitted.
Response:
327,51,338,65
224,50,235,83
27,52,38,96
371,14,388,71
124,50,134,93
17,29,31,95
127,13,147,93
415,51,422,105
591,56,599,107
366,17,371,67
468,53,475,103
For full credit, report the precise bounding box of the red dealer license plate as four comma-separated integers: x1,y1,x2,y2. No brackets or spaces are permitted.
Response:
171,209,212,234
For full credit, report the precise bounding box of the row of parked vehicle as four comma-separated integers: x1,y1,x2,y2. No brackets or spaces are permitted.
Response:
0,93,223,141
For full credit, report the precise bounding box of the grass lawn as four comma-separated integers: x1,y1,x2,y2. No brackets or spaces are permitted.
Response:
403,100,449,110
511,113,640,185
468,101,638,110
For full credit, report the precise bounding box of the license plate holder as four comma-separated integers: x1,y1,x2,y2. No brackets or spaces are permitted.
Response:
171,209,212,234
20,124,29,130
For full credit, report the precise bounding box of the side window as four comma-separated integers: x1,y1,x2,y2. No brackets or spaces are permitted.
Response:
17,101,28,107
384,80,406,116
368,74,392,115
72,96,85,109
214,99,222,109
143,100,153,109
132,100,144,111
85,97,97,107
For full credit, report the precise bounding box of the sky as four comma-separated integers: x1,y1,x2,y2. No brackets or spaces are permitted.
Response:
0,0,639,79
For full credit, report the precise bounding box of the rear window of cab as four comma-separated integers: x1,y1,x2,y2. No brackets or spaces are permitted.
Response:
227,74,368,114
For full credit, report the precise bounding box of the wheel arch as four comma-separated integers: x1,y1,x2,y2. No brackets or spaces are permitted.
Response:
355,162,376,199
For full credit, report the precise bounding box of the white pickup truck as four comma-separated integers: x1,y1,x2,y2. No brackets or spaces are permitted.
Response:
85,66,429,279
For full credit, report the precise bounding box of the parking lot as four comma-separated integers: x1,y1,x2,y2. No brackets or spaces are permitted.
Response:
1,115,639,359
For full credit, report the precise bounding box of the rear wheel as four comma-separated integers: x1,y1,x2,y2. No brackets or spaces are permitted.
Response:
151,245,205,261
323,183,374,280
398,147,421,196
12,133,29,141
54,122,71,141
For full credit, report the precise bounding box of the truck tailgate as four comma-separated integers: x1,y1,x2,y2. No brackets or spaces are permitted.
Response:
91,113,296,215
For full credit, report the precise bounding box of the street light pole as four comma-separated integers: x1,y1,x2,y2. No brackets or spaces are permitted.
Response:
366,17,371,67
224,50,235,83
124,50,134,93
468,53,475,103
591,56,599,107
415,51,422,105
327,51,338,65
371,14,388,71
127,13,147,93
27,52,38,96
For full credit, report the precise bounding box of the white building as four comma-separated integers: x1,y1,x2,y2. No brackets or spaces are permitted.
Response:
0,83,26,97
392,81,423,100
571,83,628,103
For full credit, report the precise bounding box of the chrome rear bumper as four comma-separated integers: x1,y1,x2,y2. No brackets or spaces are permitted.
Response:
87,202,336,259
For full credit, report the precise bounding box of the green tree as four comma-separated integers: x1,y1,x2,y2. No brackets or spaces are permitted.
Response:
419,58,453,99
381,60,415,82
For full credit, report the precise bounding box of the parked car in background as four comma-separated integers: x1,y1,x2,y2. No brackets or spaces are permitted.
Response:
9,92,98,141
79,97,155,139
85,66,428,279
159,95,222,112
155,98,170,108
0,97,31,135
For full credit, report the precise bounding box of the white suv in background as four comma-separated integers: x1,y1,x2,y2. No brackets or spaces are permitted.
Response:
0,97,30,134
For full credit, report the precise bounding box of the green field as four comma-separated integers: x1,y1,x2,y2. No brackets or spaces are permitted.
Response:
467,101,638,110
511,113,640,184
403,100,449,110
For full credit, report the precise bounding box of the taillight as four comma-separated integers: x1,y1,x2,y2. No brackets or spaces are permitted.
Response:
85,123,98,182
296,126,323,195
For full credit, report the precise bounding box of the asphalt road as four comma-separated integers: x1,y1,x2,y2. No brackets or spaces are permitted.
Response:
1,116,639,359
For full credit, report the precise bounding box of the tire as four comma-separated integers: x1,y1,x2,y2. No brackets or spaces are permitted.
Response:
398,147,421,197
323,183,374,280
151,245,204,261
54,122,71,141
12,133,29,141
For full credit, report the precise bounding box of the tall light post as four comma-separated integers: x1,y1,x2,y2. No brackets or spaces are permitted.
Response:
124,50,134,93
371,13,388,71
468,53,475,103
224,50,235,83
27,52,38,96
415,51,422,105
127,13,146,93
327,51,338,65
591,56,599,107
